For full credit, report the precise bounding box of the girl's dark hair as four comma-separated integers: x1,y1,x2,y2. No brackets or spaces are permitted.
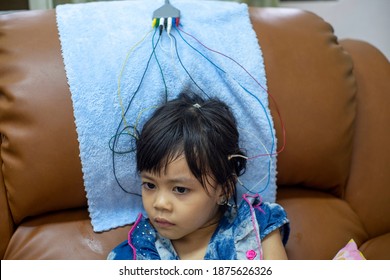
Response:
136,92,247,202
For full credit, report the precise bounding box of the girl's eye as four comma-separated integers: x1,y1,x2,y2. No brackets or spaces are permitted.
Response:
142,182,156,190
173,186,189,194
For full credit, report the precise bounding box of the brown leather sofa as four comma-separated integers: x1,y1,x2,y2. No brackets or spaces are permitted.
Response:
1,6,389,260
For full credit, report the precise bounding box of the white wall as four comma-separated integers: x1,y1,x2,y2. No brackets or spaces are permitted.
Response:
29,0,53,9
280,0,390,60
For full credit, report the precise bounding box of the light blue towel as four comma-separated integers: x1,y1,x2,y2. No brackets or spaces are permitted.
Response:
56,0,278,232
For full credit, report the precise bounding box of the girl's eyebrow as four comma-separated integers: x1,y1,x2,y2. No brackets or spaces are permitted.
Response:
141,172,197,185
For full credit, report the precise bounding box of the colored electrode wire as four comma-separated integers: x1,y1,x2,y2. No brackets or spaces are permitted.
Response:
154,16,211,96
173,26,277,193
111,28,165,195
236,126,273,194
176,26,286,158
170,34,210,98
112,22,199,194
174,24,280,192
112,10,286,196
152,30,169,102
175,27,277,159
160,27,191,91
117,28,154,137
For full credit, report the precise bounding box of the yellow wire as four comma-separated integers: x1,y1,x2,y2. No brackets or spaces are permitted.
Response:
117,28,154,136
133,105,159,138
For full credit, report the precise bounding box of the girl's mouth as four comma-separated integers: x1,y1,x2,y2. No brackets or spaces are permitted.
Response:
154,217,175,228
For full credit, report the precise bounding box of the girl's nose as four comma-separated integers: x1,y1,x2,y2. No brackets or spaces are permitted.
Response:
153,191,173,212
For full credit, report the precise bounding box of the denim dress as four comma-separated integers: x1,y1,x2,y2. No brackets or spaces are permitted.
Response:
107,194,289,260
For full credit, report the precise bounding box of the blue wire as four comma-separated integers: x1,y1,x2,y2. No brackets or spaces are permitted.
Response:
170,34,210,98
152,31,168,102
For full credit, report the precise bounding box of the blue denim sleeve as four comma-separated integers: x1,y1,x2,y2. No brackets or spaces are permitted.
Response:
107,240,134,260
255,202,290,245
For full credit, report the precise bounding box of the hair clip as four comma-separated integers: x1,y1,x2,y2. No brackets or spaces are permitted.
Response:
193,103,201,109
228,154,249,160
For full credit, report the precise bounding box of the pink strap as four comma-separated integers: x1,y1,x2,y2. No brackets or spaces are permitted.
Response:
127,213,143,260
242,193,263,260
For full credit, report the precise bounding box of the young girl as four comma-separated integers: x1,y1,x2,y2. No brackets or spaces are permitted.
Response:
108,92,289,260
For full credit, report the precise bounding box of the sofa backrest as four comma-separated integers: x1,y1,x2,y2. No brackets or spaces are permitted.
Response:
0,10,87,226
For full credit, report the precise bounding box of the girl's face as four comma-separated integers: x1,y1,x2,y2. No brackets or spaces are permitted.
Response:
141,155,222,242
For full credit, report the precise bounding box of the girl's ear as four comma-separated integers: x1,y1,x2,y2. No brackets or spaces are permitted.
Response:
217,178,236,206
216,184,228,205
